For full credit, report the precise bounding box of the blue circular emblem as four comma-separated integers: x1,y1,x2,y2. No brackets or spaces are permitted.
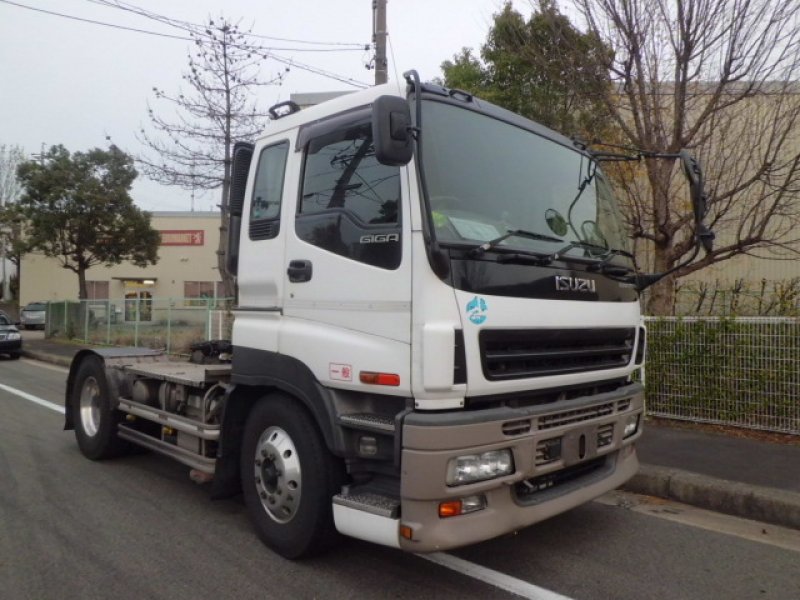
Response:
466,296,488,325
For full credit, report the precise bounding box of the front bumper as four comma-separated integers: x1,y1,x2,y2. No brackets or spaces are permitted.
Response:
397,382,643,552
0,339,22,354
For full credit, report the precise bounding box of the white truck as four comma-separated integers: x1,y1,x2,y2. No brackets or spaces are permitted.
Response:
65,71,712,559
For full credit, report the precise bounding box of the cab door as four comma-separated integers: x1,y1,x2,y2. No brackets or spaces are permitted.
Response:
281,112,412,390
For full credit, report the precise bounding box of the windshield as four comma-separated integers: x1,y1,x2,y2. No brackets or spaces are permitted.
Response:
420,100,630,263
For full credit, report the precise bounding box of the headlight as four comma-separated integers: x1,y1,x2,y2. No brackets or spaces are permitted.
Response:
623,414,640,438
446,449,514,486
7,333,21,341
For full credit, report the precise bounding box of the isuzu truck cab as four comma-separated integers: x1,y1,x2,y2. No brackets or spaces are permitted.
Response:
65,72,712,558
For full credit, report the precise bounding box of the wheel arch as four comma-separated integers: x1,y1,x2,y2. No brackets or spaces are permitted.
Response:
212,352,344,499
64,347,166,430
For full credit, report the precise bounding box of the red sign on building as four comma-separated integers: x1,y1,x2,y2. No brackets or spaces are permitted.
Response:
160,230,204,246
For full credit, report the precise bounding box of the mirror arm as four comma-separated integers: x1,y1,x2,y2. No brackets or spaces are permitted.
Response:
403,69,449,278
633,227,717,291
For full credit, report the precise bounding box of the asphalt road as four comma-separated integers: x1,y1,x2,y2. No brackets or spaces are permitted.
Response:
2,357,799,600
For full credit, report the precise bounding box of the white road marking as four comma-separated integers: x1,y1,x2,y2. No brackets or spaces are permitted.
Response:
420,552,573,600
0,382,65,414
597,490,800,553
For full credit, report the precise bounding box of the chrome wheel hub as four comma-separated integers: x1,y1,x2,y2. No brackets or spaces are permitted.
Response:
79,376,101,437
254,426,301,523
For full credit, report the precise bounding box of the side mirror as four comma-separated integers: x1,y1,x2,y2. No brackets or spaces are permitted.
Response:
372,95,413,166
679,150,714,253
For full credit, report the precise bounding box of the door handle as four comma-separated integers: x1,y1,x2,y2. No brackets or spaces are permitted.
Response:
287,259,313,283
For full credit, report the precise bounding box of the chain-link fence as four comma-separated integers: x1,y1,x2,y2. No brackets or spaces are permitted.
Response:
644,316,800,434
41,300,800,434
46,298,233,355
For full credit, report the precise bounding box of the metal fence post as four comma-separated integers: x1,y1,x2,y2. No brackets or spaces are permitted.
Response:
134,296,140,348
83,300,89,342
167,300,172,354
64,300,68,338
106,299,111,345
206,298,212,340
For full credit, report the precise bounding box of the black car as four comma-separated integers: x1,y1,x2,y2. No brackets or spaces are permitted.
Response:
0,311,22,359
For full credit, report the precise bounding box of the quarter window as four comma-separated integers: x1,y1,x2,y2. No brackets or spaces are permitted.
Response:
249,141,289,240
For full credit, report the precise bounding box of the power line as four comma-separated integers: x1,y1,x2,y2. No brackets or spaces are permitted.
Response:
0,0,192,41
0,0,370,87
85,0,368,48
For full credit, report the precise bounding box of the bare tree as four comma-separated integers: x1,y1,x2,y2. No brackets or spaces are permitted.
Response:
574,0,800,314
138,17,284,298
0,144,26,300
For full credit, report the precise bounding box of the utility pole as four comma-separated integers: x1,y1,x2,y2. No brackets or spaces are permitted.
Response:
31,142,46,165
373,0,388,85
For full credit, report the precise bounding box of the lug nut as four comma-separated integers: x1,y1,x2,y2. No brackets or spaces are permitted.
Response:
260,491,266,499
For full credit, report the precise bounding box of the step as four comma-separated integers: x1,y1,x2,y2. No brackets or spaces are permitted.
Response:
338,413,396,434
117,424,216,474
333,491,400,518
117,398,220,440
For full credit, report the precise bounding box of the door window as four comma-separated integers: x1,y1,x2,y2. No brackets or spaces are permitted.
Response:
296,122,401,269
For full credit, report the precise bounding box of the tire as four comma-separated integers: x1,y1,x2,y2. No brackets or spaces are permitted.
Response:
9,352,20,360
241,394,345,559
70,355,130,460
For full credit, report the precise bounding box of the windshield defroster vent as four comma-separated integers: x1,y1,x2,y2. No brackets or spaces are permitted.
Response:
479,328,635,381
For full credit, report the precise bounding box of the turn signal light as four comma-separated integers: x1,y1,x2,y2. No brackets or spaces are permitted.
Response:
360,371,400,386
438,495,486,518
439,501,463,518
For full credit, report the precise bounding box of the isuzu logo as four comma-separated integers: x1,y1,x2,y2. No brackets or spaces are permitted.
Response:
555,275,597,293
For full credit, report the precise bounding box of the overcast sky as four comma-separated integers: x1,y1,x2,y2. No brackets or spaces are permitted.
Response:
0,0,534,212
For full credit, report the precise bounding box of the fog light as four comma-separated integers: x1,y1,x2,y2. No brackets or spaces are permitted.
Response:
438,494,486,518
623,414,640,439
359,436,378,456
446,449,514,486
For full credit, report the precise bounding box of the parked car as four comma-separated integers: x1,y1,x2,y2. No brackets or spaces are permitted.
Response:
20,302,47,330
0,310,22,359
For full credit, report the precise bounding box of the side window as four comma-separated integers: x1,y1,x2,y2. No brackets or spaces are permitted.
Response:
249,141,289,241
297,122,401,269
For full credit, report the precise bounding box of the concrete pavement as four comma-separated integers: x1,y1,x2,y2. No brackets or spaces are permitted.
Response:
19,335,800,530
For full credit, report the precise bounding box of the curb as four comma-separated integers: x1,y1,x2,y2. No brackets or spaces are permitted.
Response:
623,464,800,530
21,349,75,368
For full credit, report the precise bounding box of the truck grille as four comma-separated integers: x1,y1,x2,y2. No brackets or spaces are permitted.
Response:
538,402,615,430
479,328,635,381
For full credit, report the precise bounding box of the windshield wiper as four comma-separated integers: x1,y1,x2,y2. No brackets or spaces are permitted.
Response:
551,240,635,275
468,229,563,258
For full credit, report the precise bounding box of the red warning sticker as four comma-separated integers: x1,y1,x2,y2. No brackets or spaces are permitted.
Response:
329,363,353,382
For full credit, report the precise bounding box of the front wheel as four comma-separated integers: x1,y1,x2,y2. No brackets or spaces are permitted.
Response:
241,395,345,559
70,356,130,460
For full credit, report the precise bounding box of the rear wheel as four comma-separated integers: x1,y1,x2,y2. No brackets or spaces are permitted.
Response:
241,394,345,559
71,356,130,459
